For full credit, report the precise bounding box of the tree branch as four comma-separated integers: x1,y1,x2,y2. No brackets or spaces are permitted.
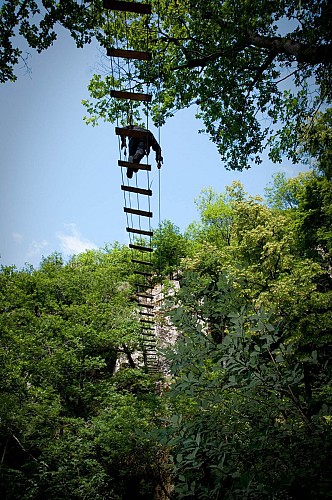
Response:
12,434,49,468
246,30,332,65
121,344,136,368
184,43,246,69
246,49,278,94
172,30,331,72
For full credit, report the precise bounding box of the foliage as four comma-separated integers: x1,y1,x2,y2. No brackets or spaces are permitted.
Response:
163,303,332,499
0,0,104,83
300,109,332,179
0,247,165,499
3,1,331,170
159,169,332,498
82,0,332,170
265,172,332,270
264,171,310,210
151,220,189,278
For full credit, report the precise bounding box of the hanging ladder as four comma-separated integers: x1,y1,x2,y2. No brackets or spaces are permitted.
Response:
105,0,159,373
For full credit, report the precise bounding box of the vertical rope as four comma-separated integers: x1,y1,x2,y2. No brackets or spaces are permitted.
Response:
157,0,162,278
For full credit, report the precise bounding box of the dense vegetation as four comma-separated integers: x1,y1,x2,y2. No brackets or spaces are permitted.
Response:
1,142,331,497
0,247,167,499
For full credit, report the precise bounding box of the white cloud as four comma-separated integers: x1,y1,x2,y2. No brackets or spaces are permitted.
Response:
56,223,98,256
12,232,24,243
27,239,49,258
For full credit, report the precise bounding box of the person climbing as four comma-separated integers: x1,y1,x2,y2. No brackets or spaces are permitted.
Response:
120,125,163,178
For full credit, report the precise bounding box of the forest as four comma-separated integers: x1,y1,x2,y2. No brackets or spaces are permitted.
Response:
1,0,332,499
1,161,332,498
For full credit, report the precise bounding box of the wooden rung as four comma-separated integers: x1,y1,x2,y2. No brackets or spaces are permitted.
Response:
107,48,152,61
121,185,152,196
136,283,152,289
136,302,154,308
129,243,153,252
137,293,153,299
125,207,152,218
127,227,153,237
139,311,154,317
111,90,152,102
134,270,153,277
118,160,151,172
116,127,149,140
103,0,152,15
132,258,153,266
141,319,154,324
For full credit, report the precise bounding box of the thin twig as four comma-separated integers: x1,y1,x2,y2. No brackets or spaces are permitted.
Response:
1,438,9,466
12,434,49,468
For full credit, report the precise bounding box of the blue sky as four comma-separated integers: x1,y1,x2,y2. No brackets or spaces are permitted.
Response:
0,25,307,269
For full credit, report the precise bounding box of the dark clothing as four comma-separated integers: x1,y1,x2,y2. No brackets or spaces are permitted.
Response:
129,136,146,163
121,125,163,178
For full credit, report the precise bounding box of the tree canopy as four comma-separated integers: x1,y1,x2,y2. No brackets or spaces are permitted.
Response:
162,170,332,497
0,247,167,499
83,0,332,170
1,0,331,170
